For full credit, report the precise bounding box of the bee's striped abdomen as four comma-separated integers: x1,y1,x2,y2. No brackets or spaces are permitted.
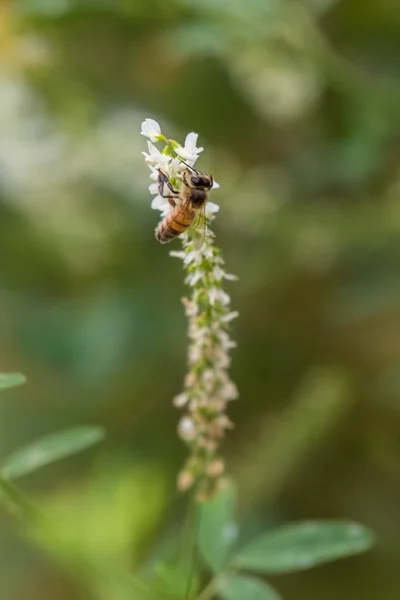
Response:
155,207,194,244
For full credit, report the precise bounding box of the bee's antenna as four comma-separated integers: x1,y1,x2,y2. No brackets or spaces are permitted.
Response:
180,159,200,174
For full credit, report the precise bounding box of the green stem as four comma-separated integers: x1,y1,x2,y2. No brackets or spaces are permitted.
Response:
182,494,200,600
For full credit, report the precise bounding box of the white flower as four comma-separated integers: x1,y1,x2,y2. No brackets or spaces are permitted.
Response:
221,381,239,400
142,143,171,169
170,250,186,259
206,202,220,215
218,331,237,349
151,195,169,214
185,270,204,286
140,118,163,143
178,417,197,441
208,287,231,306
141,119,238,497
184,250,197,266
221,311,239,323
175,132,203,164
173,393,189,407
223,272,238,281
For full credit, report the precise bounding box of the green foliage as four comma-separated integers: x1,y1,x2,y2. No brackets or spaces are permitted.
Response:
198,482,238,572
2,426,105,479
233,520,375,574
0,421,375,600
196,485,374,599
217,573,281,600
0,372,27,391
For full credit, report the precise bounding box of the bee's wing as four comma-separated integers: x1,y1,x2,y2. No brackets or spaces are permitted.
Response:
173,199,195,222
188,204,207,250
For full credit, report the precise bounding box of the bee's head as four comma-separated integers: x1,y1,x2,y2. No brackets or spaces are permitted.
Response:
189,173,213,189
182,166,213,190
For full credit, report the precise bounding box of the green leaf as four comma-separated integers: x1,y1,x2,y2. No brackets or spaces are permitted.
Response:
0,373,26,391
217,573,281,600
2,426,105,479
198,481,238,572
233,520,375,574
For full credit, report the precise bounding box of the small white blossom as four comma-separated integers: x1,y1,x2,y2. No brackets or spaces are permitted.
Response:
185,270,205,286
174,393,189,407
206,201,220,214
184,250,197,266
223,272,239,281
208,287,231,306
175,132,204,164
178,417,197,441
221,311,239,323
142,141,170,166
170,250,186,259
140,118,163,142
221,381,239,400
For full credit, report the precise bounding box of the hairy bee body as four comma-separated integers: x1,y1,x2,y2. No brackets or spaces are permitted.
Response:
155,168,213,247
155,202,196,244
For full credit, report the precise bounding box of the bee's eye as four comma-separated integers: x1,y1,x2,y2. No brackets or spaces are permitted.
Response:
191,176,201,185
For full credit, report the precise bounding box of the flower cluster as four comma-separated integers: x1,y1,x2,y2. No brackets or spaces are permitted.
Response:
141,118,219,218
141,119,238,497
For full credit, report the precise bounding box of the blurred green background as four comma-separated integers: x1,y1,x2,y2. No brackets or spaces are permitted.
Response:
1,0,400,598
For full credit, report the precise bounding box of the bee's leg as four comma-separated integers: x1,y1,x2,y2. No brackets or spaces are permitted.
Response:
157,169,181,207
157,169,180,195
182,171,190,187
165,196,177,207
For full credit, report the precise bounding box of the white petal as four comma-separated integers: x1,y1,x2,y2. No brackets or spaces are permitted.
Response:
170,250,185,259
185,270,204,286
175,145,196,161
221,381,239,400
151,195,167,210
178,417,197,441
140,118,162,142
184,250,197,265
221,311,239,323
206,202,219,214
145,141,170,167
219,290,231,305
224,273,238,281
173,393,189,407
184,132,200,152
208,287,219,305
147,141,160,156
149,183,158,194
160,204,172,217
212,266,224,281
212,180,220,189
175,132,203,161
149,166,159,181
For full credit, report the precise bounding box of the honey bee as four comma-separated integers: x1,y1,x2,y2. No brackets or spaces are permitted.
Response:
155,163,214,250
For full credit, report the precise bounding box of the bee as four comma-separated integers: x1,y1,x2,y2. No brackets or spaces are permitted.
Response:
155,163,213,250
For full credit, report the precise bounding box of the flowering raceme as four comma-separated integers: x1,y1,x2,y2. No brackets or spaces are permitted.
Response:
141,118,238,497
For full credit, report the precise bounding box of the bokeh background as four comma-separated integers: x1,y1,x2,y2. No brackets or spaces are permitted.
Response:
1,0,400,598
